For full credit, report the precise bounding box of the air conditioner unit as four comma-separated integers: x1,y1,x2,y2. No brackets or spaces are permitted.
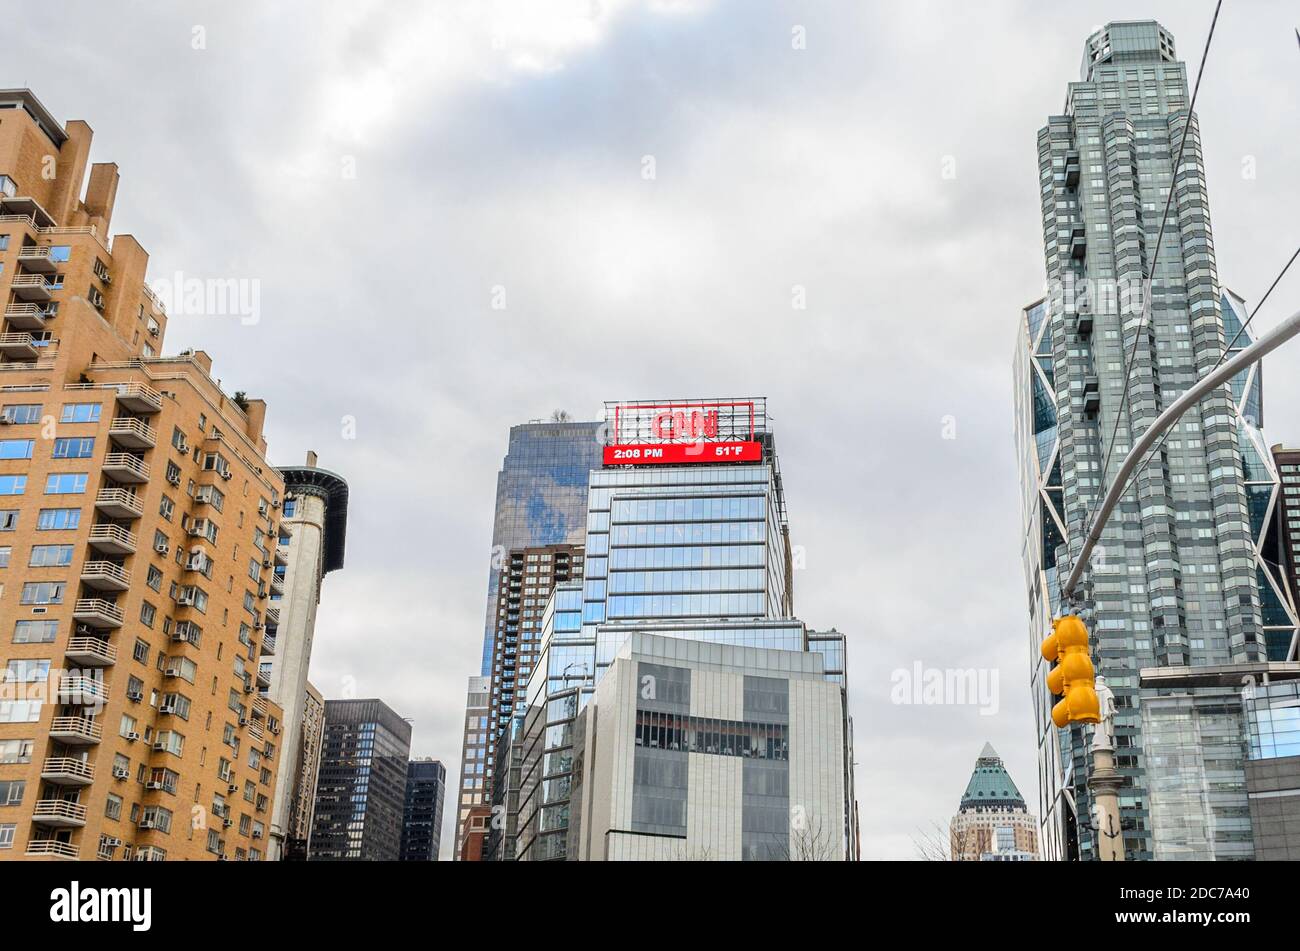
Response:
154,543,168,554
271,500,281,509
176,595,195,606
252,831,263,840
159,703,176,715
262,558,271,568
145,780,163,790
0,417,11,426
221,470,232,481
126,731,140,742
228,783,238,794
138,819,156,830
243,683,253,694
112,766,129,779
104,837,122,847
270,724,281,735
238,716,248,726
164,666,182,677
258,502,268,517
222,818,232,829
126,689,143,701
166,474,181,486
152,741,165,751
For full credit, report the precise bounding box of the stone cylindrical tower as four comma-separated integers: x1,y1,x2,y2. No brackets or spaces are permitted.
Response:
265,453,348,859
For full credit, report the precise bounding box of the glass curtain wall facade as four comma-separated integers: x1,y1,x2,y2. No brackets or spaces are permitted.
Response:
479,421,604,673
399,758,446,861
307,699,412,861
457,420,601,858
514,399,853,861
1015,21,1298,861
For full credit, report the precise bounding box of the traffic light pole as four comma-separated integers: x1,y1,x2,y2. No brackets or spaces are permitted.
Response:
1061,305,1300,604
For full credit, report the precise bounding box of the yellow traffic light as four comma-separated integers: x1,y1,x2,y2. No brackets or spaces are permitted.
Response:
1041,615,1100,728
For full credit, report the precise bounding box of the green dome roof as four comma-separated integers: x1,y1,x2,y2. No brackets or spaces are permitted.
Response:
959,743,1026,812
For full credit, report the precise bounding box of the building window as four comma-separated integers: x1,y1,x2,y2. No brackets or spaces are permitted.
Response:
51,437,94,459
0,440,33,460
59,403,101,424
0,404,41,424
36,508,80,531
0,739,33,764
19,581,64,605
44,473,88,495
13,620,57,644
28,544,73,567
0,476,26,496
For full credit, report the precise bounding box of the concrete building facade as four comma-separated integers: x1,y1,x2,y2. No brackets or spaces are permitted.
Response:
570,633,846,861
283,680,323,860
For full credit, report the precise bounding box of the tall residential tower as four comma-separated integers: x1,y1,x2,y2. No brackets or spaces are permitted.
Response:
1015,22,1298,861
0,89,288,862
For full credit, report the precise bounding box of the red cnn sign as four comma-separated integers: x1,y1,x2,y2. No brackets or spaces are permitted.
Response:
603,441,761,465
604,400,761,466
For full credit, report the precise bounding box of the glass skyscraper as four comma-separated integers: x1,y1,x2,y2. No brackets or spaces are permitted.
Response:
479,420,605,673
1015,21,1298,861
456,419,602,857
513,398,855,861
307,699,412,861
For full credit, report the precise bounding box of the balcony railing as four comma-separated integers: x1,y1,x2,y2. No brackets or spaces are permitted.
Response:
40,757,95,785
48,716,102,744
3,303,51,330
63,380,163,414
87,523,137,554
64,635,117,667
57,674,111,706
32,799,88,827
108,416,157,449
260,633,276,656
79,560,131,592
72,598,124,629
102,452,150,483
0,333,39,360
9,273,55,301
16,244,57,272
94,488,143,519
25,839,80,859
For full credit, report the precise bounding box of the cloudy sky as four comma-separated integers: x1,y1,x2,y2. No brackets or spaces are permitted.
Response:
13,0,1299,859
